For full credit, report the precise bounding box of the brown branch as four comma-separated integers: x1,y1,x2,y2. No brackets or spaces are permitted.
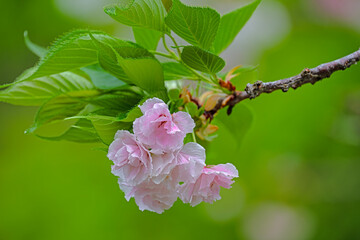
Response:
206,48,360,118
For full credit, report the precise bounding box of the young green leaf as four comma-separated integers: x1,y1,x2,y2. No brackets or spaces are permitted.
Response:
90,33,148,83
89,89,143,112
161,0,172,12
24,31,47,58
27,90,100,133
91,34,166,94
181,46,225,74
81,64,125,90
162,62,195,80
120,58,165,93
185,102,198,117
168,88,180,100
133,27,162,50
165,0,220,49
104,0,169,33
37,119,100,143
91,118,132,145
95,40,131,83
22,30,125,82
213,0,261,54
0,71,95,106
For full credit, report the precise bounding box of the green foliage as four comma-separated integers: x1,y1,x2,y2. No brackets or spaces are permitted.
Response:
161,0,172,12
91,117,132,145
120,58,166,93
24,31,47,58
82,64,125,90
104,0,169,33
0,70,95,106
27,90,100,133
1,0,262,144
118,106,143,122
162,62,195,80
213,0,261,54
133,27,162,50
168,88,180,100
27,87,143,142
89,88,143,112
91,33,166,95
181,46,225,74
37,119,100,143
165,0,220,49
21,30,125,82
185,102,198,117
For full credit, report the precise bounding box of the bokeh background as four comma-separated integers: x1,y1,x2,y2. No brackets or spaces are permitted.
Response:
1,0,360,239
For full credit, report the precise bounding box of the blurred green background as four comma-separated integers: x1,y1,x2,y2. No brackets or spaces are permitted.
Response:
0,0,359,239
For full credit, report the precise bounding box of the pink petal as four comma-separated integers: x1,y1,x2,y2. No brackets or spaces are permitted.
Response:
172,111,196,134
139,98,164,114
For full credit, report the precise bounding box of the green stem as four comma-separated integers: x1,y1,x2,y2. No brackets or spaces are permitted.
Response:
0,82,15,89
191,130,197,143
195,80,201,97
150,51,174,59
162,36,176,57
160,34,223,90
167,34,182,56
185,105,197,143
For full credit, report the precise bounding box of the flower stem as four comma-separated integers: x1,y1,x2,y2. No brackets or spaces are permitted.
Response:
150,51,174,59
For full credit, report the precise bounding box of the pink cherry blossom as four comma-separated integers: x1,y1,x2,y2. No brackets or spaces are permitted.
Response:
119,179,178,214
107,130,152,186
107,97,240,213
133,98,195,152
178,163,238,207
150,151,177,184
171,142,206,184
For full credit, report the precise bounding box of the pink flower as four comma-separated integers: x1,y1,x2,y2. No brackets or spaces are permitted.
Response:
151,151,177,184
171,142,206,184
107,97,240,213
151,142,206,185
178,163,238,206
133,98,195,153
107,130,152,186
119,179,178,214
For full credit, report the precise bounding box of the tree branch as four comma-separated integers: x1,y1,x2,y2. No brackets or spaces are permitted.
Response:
206,48,360,118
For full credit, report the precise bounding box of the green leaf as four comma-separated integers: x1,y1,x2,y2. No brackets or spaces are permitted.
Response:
27,90,100,133
185,102,198,117
89,89,143,111
91,118,132,145
183,133,193,144
24,31,47,58
120,58,165,93
161,0,172,12
168,88,180,100
37,119,100,143
181,46,225,74
133,27,162,50
82,64,125,90
213,0,261,54
22,30,125,81
95,41,131,83
91,34,166,94
165,0,220,49
162,62,195,80
104,0,169,33
118,106,143,122
0,71,95,106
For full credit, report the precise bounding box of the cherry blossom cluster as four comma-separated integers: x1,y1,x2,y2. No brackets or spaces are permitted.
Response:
107,98,238,214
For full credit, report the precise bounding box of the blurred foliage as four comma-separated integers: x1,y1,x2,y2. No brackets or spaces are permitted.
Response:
0,0,359,240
